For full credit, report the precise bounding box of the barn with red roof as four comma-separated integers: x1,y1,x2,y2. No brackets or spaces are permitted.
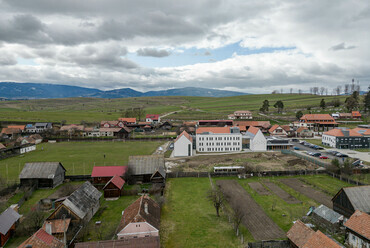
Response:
103,175,126,198
91,166,127,186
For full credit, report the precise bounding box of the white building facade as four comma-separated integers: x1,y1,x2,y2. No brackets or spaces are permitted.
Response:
196,127,242,153
173,131,193,157
247,128,267,151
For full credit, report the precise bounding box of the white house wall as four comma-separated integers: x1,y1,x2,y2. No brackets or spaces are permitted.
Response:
322,134,336,147
250,131,267,151
174,135,192,157
196,133,242,152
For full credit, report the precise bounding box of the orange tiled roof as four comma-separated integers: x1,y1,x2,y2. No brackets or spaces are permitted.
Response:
247,126,260,135
296,127,308,133
269,124,280,133
18,229,64,248
344,210,370,240
234,121,270,127
118,118,136,123
196,127,230,134
352,111,361,117
301,114,335,121
7,125,25,131
42,219,71,234
175,130,193,143
324,128,363,137
287,220,315,247
303,230,341,248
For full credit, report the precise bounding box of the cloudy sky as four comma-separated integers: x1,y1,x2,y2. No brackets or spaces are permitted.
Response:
0,0,369,93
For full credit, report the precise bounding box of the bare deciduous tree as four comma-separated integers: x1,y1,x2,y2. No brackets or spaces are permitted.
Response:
319,87,325,95
207,187,224,217
344,84,350,95
298,89,302,95
230,206,245,236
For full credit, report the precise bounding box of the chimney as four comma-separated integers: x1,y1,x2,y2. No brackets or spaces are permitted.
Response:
144,202,149,214
45,221,52,235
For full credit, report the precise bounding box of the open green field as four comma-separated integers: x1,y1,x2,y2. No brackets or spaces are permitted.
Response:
0,94,353,123
161,177,251,248
0,141,161,182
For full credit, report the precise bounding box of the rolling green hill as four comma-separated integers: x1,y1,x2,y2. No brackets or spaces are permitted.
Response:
0,94,357,123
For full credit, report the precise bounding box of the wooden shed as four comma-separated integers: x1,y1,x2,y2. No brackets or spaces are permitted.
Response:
19,162,66,188
103,175,125,198
0,207,20,247
128,155,166,184
332,185,370,218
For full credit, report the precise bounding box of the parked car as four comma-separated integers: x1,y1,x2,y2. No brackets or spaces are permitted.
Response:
293,146,300,150
292,139,299,142
308,152,314,156
300,141,305,145
169,143,174,150
312,153,321,157
319,155,328,159
309,144,316,149
336,153,349,157
327,150,338,155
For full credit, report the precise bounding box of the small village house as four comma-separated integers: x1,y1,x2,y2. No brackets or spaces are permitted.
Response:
19,162,66,188
26,122,53,133
298,114,338,133
42,218,71,241
117,195,160,239
83,127,100,137
100,120,125,128
7,125,25,132
295,127,314,138
159,121,173,130
228,110,253,120
179,121,197,134
287,220,342,248
118,118,137,124
343,210,370,248
245,126,267,151
311,205,343,232
268,124,292,136
91,165,128,186
99,127,131,138
128,155,166,184
352,111,361,119
0,207,21,247
146,114,160,123
46,182,102,233
59,124,85,137
173,130,193,157
0,128,22,139
18,228,64,248
233,121,271,133
332,185,370,218
103,175,125,198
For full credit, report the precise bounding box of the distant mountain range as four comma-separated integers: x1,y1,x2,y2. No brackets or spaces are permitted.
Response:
0,82,249,99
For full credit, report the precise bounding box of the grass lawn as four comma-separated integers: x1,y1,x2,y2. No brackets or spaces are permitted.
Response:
300,175,353,195
349,173,370,184
161,178,251,248
0,141,161,182
86,195,139,241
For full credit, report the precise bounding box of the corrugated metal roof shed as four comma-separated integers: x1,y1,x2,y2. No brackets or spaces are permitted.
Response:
313,205,343,224
343,185,370,212
19,162,66,179
128,155,165,178
62,181,102,220
0,207,21,235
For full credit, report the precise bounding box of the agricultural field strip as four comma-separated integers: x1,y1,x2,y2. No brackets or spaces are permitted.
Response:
262,181,301,204
217,180,285,241
280,178,332,207
248,182,271,195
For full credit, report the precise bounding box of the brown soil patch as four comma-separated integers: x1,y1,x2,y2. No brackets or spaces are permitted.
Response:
217,180,285,240
248,182,271,195
280,178,332,207
263,181,301,204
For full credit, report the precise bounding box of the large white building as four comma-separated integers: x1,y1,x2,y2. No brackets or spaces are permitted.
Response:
196,127,242,153
245,126,267,151
173,131,193,157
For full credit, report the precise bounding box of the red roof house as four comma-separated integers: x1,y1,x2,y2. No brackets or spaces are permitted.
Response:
91,166,128,186
344,210,370,247
103,175,125,198
18,229,64,248
146,114,160,123
352,111,361,119
118,118,137,124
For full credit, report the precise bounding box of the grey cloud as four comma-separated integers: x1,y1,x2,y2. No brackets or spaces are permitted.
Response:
330,42,356,51
204,51,211,56
137,48,171,57
0,54,17,65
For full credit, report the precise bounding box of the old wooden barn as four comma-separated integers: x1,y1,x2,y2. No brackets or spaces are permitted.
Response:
332,185,370,218
19,162,66,188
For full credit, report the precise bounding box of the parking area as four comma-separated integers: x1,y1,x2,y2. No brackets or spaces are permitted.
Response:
290,141,343,163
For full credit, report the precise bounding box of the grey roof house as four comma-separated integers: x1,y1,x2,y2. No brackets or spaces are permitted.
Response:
0,207,21,247
312,204,344,231
19,162,66,188
332,185,370,218
128,155,166,183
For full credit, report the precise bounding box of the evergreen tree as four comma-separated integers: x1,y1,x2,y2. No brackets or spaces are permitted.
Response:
273,100,284,114
364,88,370,112
296,111,303,120
320,99,326,109
345,96,359,112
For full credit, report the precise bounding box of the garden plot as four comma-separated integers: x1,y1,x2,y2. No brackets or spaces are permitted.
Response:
280,178,332,207
248,182,271,195
217,180,285,241
263,181,301,204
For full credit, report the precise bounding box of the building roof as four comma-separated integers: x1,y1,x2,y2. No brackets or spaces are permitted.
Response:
60,124,85,131
42,218,71,234
269,124,280,133
282,125,291,132
339,113,352,117
352,111,361,117
118,195,161,232
296,127,309,133
118,118,137,123
344,210,370,240
0,207,21,235
103,175,125,190
30,134,43,140
323,128,363,137
1,127,22,135
301,114,335,121
7,125,25,131
287,220,316,247
183,121,197,126
247,126,260,135
100,121,120,126
333,185,370,213
146,114,160,120
128,155,165,178
62,181,102,220
19,162,66,179
74,236,160,248
18,229,64,248
0,143,6,149
99,127,123,132
313,205,343,224
352,127,370,136
234,110,252,115
233,120,271,127
91,166,128,178
196,126,231,134
302,230,342,248
174,130,193,143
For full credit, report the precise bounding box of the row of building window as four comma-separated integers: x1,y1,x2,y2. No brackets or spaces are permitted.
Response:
198,142,240,146
198,136,240,141
198,147,241,152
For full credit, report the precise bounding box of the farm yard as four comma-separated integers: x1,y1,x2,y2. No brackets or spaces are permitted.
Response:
161,174,354,247
166,152,318,172
0,141,162,182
